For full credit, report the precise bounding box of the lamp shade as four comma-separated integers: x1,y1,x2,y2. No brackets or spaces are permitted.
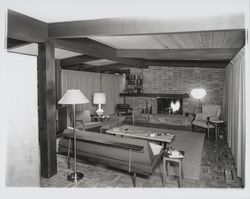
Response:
58,89,89,104
93,92,106,104
191,88,206,99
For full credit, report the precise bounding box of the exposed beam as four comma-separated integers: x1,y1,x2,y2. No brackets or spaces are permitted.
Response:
103,69,130,74
7,37,30,49
117,48,241,61
53,38,145,68
62,64,130,74
60,55,99,66
144,60,229,68
48,14,244,38
83,63,128,72
8,10,48,42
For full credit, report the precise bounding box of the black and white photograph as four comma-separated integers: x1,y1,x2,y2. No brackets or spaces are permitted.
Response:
0,0,249,198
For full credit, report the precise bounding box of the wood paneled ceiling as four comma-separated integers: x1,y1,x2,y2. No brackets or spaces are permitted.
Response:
89,30,245,49
7,9,246,74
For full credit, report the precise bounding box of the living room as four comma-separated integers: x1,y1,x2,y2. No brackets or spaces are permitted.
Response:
0,0,249,198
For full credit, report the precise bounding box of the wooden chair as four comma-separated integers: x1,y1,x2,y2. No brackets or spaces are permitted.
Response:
71,110,102,131
116,104,134,125
192,105,221,138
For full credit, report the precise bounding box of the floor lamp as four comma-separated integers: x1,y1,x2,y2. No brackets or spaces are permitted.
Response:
58,89,89,182
191,88,206,114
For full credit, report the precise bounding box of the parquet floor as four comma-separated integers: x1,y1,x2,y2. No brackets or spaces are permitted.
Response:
41,122,243,188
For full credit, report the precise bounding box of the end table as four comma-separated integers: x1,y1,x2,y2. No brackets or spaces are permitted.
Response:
208,120,226,140
162,150,185,188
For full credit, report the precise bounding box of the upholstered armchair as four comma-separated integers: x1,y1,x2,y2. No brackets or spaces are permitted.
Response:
116,103,134,125
192,105,221,137
71,110,102,131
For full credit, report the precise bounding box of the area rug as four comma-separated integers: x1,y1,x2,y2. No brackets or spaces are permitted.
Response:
121,125,205,180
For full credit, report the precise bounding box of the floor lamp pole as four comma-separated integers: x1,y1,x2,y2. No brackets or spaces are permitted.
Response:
67,104,84,182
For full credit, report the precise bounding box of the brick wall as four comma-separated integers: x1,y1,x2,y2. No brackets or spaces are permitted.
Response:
126,66,225,114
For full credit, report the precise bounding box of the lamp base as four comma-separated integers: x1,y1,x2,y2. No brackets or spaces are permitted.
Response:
67,172,84,182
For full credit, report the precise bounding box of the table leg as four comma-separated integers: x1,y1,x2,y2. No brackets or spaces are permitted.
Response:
178,160,182,188
162,159,166,187
163,142,167,151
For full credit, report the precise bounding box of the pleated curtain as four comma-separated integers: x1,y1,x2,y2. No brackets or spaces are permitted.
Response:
223,47,245,185
61,70,122,115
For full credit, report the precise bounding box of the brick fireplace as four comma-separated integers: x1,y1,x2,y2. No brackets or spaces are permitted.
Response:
123,66,225,126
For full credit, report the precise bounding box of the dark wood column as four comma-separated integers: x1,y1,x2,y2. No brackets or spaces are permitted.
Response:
55,59,62,103
38,42,57,178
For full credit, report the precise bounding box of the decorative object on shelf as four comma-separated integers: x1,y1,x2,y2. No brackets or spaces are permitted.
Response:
191,88,206,114
58,89,89,182
93,92,106,117
126,74,143,94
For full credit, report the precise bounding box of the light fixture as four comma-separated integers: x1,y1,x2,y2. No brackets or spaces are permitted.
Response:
191,88,206,99
191,88,206,114
58,89,89,182
93,92,106,117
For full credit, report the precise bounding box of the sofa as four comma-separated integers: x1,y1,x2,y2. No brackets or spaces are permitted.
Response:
58,128,163,186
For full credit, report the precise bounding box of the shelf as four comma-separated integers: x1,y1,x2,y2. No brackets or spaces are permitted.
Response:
120,93,189,98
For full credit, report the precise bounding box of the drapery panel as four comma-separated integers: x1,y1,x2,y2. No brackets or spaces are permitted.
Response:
223,47,245,185
61,70,122,115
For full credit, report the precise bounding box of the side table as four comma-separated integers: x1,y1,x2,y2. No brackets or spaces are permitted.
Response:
208,120,226,141
162,150,185,188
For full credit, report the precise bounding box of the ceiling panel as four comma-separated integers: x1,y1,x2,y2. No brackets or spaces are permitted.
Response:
89,30,245,50
90,35,165,49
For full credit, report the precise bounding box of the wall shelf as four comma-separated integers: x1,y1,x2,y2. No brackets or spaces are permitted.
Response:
120,93,189,98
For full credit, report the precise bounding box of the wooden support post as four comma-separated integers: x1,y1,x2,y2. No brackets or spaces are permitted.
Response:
55,59,62,103
38,42,57,178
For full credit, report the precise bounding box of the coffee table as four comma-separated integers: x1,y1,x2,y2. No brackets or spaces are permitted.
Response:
106,125,175,149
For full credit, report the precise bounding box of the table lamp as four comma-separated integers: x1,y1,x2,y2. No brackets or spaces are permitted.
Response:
93,92,106,117
58,89,89,182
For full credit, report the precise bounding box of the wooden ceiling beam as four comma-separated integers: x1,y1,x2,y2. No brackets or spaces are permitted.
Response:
7,38,30,49
62,63,130,74
8,10,48,42
48,14,244,38
60,55,99,66
53,38,145,68
83,63,128,72
117,48,241,61
144,60,229,68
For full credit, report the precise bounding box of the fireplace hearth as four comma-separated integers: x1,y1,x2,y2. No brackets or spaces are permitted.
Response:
157,98,183,115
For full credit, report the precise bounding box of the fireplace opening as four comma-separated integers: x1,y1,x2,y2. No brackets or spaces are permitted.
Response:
157,98,183,115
